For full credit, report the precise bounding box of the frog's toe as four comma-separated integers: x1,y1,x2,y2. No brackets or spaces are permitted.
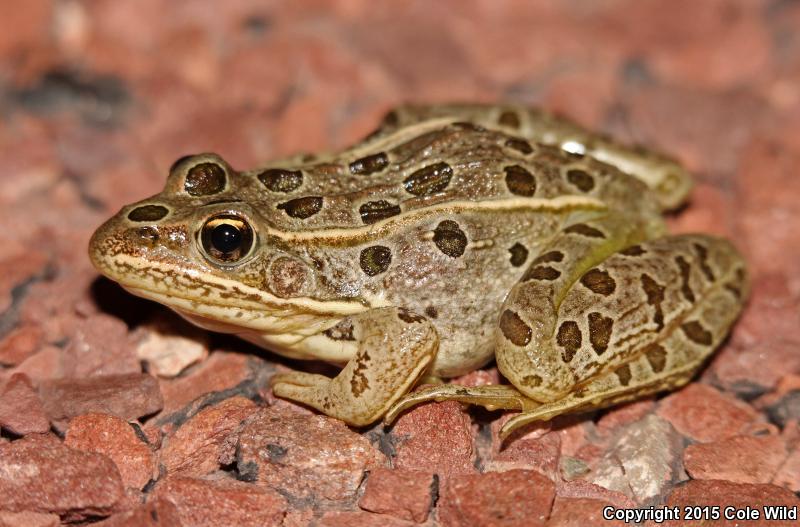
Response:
384,384,539,426
271,371,326,389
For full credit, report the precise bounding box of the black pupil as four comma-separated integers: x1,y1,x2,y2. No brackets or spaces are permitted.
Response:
210,223,242,253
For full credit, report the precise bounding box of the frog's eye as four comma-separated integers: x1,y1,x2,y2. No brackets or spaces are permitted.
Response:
200,214,254,264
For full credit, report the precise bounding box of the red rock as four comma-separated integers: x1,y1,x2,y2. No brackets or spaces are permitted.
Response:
5,345,63,383
132,318,209,378
65,413,155,490
684,434,788,485
151,476,287,527
486,429,561,481
556,481,636,509
451,367,500,387
282,509,315,527
236,408,385,501
661,480,800,527
159,396,258,477
391,400,475,476
0,249,48,315
656,383,759,442
736,139,800,277
93,499,183,526
61,314,140,377
0,324,42,366
773,446,800,492
318,511,416,527
590,415,683,503
358,468,433,523
553,418,591,457
158,352,254,416
0,511,59,527
595,399,656,437
547,497,625,527
0,435,124,519
438,469,555,527
0,373,49,435
39,373,163,428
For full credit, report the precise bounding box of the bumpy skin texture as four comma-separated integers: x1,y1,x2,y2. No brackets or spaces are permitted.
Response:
89,104,748,435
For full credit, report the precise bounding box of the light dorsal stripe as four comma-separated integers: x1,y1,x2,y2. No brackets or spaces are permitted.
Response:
262,195,607,243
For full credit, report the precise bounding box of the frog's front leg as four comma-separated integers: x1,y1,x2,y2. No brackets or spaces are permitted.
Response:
271,307,437,426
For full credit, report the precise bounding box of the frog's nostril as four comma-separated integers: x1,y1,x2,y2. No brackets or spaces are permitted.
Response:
136,226,159,244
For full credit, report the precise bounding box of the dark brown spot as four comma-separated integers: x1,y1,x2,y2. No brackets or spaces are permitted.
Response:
499,310,532,346
398,308,425,324
266,257,308,298
433,220,467,258
504,165,537,196
614,364,632,386
523,265,561,281
324,319,355,341
277,196,323,219
359,245,392,276
359,200,401,224
350,350,370,397
587,312,614,355
693,243,715,281
566,168,595,192
675,256,695,303
533,251,565,265
498,110,520,128
522,374,542,388
403,162,453,196
725,283,742,299
424,306,438,319
620,245,647,256
508,243,529,267
681,321,713,346
185,162,226,196
580,269,616,295
644,343,667,373
641,273,666,331
393,130,446,159
349,152,389,175
724,269,746,299
505,138,533,154
565,223,605,238
557,321,582,362
257,168,303,192
128,204,169,222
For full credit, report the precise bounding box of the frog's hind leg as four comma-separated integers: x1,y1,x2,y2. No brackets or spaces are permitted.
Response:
271,307,437,427
497,232,748,438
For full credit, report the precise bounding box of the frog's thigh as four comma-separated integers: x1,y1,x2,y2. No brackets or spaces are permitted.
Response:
499,233,748,437
386,213,652,421
271,307,437,426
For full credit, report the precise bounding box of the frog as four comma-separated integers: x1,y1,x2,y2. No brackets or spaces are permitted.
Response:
89,104,748,438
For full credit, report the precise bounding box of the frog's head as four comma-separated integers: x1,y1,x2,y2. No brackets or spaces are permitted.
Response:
89,153,364,347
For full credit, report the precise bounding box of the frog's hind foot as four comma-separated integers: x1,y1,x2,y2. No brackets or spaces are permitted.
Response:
383,384,540,425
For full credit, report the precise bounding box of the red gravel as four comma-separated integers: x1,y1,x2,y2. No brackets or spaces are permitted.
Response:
1,1,799,524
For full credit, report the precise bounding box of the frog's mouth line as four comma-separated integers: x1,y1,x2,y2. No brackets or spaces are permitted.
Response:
94,253,370,333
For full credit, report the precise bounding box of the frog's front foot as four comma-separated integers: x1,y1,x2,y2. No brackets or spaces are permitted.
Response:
271,307,437,426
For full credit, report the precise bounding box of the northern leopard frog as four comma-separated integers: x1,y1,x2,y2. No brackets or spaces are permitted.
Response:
89,104,748,437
